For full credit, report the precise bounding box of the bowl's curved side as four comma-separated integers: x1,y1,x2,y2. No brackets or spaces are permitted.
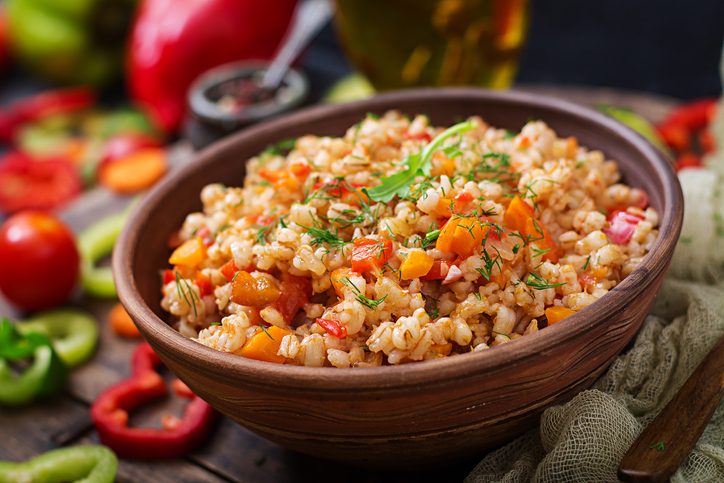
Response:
113,87,683,468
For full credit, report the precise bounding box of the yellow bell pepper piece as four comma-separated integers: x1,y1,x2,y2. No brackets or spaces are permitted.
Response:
239,325,292,364
168,237,206,266
545,306,576,325
400,251,435,280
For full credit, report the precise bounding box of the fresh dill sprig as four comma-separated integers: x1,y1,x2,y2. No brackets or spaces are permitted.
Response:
525,271,567,290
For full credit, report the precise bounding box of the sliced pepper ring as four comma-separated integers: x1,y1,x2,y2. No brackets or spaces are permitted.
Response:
0,445,117,483
90,342,218,459
0,318,68,407
17,308,99,369
78,210,129,298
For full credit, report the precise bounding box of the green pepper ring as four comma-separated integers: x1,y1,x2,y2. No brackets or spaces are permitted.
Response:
0,344,67,406
17,309,98,369
78,211,128,298
0,445,117,483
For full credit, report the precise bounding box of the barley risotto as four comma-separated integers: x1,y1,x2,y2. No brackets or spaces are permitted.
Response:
160,111,659,367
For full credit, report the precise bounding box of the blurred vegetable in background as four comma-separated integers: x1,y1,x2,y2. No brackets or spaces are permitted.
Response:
0,211,80,311
127,0,298,133
6,0,139,86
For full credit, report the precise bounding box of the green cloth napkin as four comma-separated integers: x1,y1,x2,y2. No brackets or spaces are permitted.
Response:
466,100,724,483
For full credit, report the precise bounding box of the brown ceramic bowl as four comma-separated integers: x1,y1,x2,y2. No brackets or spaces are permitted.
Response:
113,88,683,470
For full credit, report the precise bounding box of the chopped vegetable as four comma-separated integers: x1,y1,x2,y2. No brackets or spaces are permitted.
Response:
545,306,576,325
230,271,281,307
504,196,559,262
0,318,68,406
436,216,498,257
194,271,213,297
17,309,99,368
503,196,534,232
351,237,393,272
220,259,240,281
168,237,207,266
364,120,476,202
330,267,355,297
238,325,291,364
90,342,218,459
98,147,167,194
316,318,347,338
0,150,82,214
273,273,312,323
78,210,129,298
257,162,310,191
421,259,451,280
603,211,644,245
400,250,435,279
108,303,142,339
0,445,118,483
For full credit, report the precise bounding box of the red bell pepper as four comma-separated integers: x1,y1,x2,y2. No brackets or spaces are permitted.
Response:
316,318,347,338
90,342,218,459
0,150,83,214
351,237,393,272
0,87,96,143
127,0,297,133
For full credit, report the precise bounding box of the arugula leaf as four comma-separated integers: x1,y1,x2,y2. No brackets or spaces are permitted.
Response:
364,120,476,202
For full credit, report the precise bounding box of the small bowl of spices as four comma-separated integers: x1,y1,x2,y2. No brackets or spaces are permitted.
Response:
184,60,309,149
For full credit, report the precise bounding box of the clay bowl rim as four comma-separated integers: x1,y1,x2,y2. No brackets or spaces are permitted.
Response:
114,87,683,392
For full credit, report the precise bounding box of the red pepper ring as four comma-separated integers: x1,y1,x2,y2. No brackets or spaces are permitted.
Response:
90,343,218,459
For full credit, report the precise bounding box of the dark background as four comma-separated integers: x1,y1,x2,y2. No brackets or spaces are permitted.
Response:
305,0,724,102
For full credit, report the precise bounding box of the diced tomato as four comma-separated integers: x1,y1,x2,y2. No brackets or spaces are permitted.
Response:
404,131,432,143
195,271,214,297
454,191,474,203
220,259,240,282
351,237,393,272
0,151,83,214
316,318,347,338
273,273,312,323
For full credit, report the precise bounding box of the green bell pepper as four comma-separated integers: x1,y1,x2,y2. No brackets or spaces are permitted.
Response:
0,318,68,406
16,309,99,369
0,445,117,483
6,0,138,86
78,210,129,298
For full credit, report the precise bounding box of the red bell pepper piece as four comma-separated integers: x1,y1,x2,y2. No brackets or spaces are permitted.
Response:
194,271,214,297
273,272,312,323
316,318,347,338
0,150,83,214
90,342,218,459
127,0,297,133
674,152,703,172
0,87,96,143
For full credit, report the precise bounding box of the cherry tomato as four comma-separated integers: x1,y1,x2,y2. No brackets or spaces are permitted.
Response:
0,211,80,311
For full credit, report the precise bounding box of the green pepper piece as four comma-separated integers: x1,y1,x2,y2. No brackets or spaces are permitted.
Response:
0,445,117,483
0,318,68,406
17,309,98,369
6,0,138,86
78,210,129,298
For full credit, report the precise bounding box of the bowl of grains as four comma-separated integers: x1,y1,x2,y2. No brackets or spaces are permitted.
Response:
113,88,683,469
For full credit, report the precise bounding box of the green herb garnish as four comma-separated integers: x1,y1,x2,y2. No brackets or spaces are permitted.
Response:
364,121,476,202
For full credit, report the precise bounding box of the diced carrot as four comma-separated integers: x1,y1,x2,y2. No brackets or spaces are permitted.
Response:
330,267,355,298
195,271,214,297
220,259,240,281
351,237,393,272
239,325,291,364
109,302,142,338
168,237,207,266
230,271,281,307
545,306,576,325
400,251,435,279
504,196,534,233
524,217,559,263
98,147,167,194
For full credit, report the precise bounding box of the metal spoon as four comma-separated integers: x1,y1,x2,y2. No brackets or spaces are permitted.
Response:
618,333,724,482
260,0,335,92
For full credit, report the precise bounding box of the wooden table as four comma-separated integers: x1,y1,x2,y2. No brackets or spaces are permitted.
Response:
0,85,679,482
